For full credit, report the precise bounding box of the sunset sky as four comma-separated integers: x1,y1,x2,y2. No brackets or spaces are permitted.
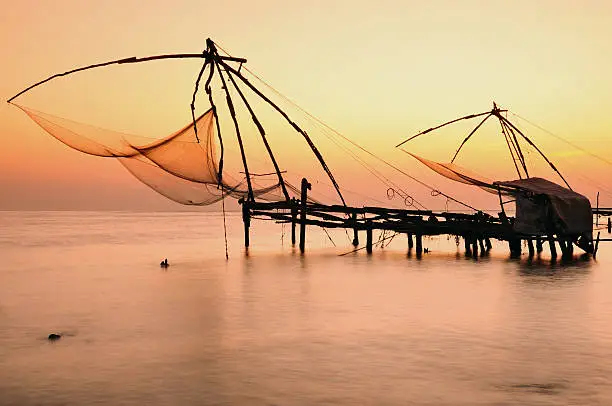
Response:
1,0,611,211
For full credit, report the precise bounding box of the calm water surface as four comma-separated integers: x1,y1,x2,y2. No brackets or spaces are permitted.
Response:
1,211,612,405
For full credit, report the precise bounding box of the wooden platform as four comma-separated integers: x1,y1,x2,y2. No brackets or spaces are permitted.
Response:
241,179,609,259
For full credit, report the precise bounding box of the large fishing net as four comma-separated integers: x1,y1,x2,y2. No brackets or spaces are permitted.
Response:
15,104,294,205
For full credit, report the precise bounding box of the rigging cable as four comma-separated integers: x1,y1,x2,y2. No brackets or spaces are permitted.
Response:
510,111,612,167
234,61,477,211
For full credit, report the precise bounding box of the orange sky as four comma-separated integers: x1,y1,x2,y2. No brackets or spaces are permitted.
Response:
1,0,612,210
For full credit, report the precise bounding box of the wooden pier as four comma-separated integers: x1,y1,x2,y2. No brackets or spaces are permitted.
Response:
241,178,609,259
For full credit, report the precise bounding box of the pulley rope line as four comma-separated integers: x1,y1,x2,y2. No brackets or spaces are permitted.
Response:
217,58,347,207
223,63,291,201
510,111,612,167
499,117,524,179
212,51,255,202
450,113,492,163
219,50,475,211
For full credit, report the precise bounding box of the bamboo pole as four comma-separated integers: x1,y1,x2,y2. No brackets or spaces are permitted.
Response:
527,240,535,257
224,69,290,201
214,58,255,201
219,59,346,206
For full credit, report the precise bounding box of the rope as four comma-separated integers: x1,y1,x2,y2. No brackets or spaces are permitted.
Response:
241,67,480,210
215,42,478,211
510,111,612,167
221,190,229,260
338,232,398,256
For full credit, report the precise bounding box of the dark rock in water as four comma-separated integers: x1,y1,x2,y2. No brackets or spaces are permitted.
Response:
48,333,62,341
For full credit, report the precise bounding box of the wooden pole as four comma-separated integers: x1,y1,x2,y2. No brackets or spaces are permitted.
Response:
596,192,600,227
291,198,297,246
548,236,557,260
214,58,255,201
416,234,423,257
224,70,290,201
536,238,543,253
464,236,472,256
478,238,486,253
299,178,311,254
219,60,346,206
408,233,414,250
7,50,247,104
472,237,479,257
366,221,373,254
352,212,359,247
242,201,250,248
527,239,535,257
485,238,492,251
608,217,611,234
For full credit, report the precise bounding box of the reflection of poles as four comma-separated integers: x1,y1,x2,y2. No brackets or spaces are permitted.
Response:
219,59,346,206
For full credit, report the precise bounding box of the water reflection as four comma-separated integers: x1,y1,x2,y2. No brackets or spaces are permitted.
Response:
1,212,611,405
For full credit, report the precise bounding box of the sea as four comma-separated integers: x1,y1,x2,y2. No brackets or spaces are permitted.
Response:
1,210,611,406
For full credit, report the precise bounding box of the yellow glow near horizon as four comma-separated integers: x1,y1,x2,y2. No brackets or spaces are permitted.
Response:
1,0,612,210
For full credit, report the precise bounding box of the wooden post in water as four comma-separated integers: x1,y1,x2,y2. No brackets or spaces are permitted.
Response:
464,236,472,257
472,237,479,257
299,178,311,254
407,233,414,251
478,238,486,253
527,239,535,257
608,217,611,234
241,200,251,248
485,238,492,252
548,236,557,260
415,234,423,258
536,238,543,254
352,212,359,247
290,198,297,246
366,221,373,254
509,239,521,258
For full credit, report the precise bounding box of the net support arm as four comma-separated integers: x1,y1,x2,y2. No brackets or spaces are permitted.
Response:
499,115,572,190
218,59,346,206
214,58,255,202
203,52,225,186
224,69,290,201
450,113,492,163
7,51,246,103
396,111,497,148
189,54,209,143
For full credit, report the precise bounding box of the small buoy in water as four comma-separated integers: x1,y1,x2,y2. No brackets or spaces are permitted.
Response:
48,333,62,341
160,258,169,268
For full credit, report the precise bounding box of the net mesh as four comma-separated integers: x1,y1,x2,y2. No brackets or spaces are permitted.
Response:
15,104,287,205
